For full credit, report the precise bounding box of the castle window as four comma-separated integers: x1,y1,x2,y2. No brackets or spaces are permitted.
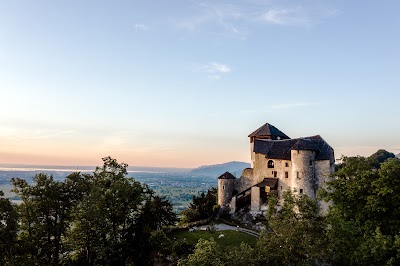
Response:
285,162,289,167
309,160,313,166
297,172,300,179
300,189,303,194
285,172,288,178
274,171,277,177
222,185,225,190
267,160,274,168
281,186,283,190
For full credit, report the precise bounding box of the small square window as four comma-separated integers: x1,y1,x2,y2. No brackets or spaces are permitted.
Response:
274,171,277,177
309,160,313,166
297,172,300,179
285,162,289,167
300,189,303,194
285,172,288,178
280,186,283,190
222,185,225,190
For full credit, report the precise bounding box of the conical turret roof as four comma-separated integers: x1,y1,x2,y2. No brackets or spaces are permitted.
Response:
217,172,236,179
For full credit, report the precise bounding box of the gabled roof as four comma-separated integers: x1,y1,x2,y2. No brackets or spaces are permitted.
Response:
217,171,236,180
248,123,290,140
253,135,334,162
255,178,279,188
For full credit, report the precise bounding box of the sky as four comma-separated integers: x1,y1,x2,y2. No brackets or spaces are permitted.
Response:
0,0,399,168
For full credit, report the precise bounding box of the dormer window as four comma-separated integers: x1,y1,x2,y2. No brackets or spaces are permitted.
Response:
267,160,274,168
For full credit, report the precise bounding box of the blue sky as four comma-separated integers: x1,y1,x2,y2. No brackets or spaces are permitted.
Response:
0,0,399,167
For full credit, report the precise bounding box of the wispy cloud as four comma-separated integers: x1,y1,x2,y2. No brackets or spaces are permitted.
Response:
259,7,310,26
173,1,338,35
134,23,149,31
192,62,232,79
195,62,231,74
17,130,75,139
174,3,248,38
271,102,317,110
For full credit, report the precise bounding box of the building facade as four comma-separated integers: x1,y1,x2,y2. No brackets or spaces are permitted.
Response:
218,123,335,212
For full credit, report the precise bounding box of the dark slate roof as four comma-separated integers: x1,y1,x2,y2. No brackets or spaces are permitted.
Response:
217,172,236,179
255,178,278,188
253,135,334,162
248,123,290,139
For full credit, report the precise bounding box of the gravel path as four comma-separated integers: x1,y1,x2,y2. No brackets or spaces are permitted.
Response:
213,223,260,237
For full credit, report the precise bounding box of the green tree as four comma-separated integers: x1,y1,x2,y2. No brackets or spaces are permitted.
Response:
11,172,87,265
178,238,225,266
322,156,400,265
369,149,395,169
181,187,218,223
257,192,329,265
0,191,18,265
66,156,177,265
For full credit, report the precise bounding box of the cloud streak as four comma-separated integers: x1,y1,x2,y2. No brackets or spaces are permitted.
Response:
134,23,149,31
195,62,231,74
271,102,317,110
173,1,338,35
192,62,232,79
259,8,310,26
17,130,75,139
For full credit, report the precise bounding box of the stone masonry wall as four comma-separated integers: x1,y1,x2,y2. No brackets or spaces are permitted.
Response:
218,179,234,207
252,153,292,197
236,168,254,193
291,150,317,198
315,160,334,213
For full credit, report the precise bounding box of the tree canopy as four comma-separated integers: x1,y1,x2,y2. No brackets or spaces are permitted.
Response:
1,157,176,265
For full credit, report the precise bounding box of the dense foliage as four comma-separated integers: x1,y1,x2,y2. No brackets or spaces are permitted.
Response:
180,187,218,223
321,156,400,265
178,153,400,266
2,152,400,265
0,157,176,265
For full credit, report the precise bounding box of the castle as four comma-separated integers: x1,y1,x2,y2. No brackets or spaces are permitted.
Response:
218,122,335,212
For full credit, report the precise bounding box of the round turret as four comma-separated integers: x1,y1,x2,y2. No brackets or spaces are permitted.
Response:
291,149,317,197
217,172,236,207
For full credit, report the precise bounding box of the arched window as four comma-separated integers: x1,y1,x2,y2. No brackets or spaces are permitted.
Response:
267,160,274,168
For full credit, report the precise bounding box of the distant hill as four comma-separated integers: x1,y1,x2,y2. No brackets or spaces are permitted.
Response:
190,161,251,177
368,149,396,168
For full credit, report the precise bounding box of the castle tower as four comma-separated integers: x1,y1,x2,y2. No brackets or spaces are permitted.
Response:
248,123,290,167
290,140,318,198
217,172,236,207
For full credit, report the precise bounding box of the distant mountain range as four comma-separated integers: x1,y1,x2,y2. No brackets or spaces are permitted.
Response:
0,161,251,177
190,161,251,177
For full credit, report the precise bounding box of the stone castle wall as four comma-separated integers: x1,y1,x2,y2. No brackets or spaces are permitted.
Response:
236,168,254,193
218,178,235,207
291,150,317,198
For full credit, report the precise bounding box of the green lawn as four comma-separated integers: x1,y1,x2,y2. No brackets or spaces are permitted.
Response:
169,228,257,249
